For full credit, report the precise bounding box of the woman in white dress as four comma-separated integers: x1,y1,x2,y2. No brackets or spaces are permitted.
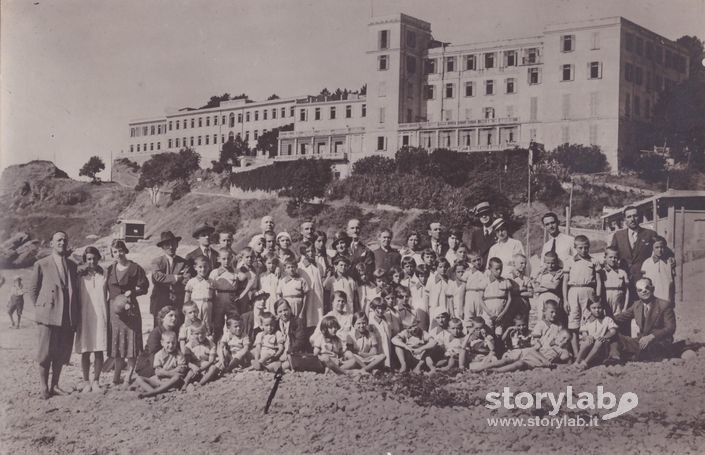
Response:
487,218,525,278
75,246,108,393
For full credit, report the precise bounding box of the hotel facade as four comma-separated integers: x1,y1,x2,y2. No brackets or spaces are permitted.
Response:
124,13,689,173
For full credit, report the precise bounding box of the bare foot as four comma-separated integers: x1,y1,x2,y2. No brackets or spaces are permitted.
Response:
51,386,71,396
81,383,92,393
40,389,51,400
91,382,103,394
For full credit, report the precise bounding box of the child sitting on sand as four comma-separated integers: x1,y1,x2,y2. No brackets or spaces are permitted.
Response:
312,315,356,374
469,329,572,373
575,299,617,370
502,314,532,352
436,317,465,371
459,317,497,369
183,321,220,389
179,301,201,352
218,317,252,372
345,312,386,372
135,331,187,398
252,313,286,372
391,319,437,373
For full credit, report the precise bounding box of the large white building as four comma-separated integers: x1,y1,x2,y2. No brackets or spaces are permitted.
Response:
123,13,689,173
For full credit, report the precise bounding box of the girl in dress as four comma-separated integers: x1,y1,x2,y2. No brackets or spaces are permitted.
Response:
313,231,332,280
137,305,179,378
75,246,108,393
106,239,149,386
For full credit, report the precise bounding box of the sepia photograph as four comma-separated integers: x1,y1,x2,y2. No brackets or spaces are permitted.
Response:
1,0,705,453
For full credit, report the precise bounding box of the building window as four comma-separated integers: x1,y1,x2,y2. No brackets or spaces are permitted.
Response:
254,130,259,140
214,115,218,126
168,121,172,131
198,118,202,127
465,54,476,71
505,78,516,94
528,67,541,84
504,50,517,67
230,113,235,128
484,107,495,119
377,136,386,151
561,64,574,81
379,107,385,123
485,80,494,95
300,109,306,121
246,112,250,122
245,131,249,141
222,115,226,124
484,52,495,69
465,82,474,97
282,107,286,118
406,55,416,74
362,104,367,117
624,93,631,118
137,144,140,152
182,119,187,129
589,61,602,79
406,30,416,48
379,30,389,49
168,139,172,148
561,125,570,143
190,137,194,146
272,108,277,119
197,136,202,145
446,56,456,72
345,105,352,118
530,97,538,121
237,113,243,123
378,55,389,71
221,134,225,143
591,32,600,50
402,135,409,146
314,108,321,121
624,62,633,82
424,85,435,100
175,139,180,147
445,83,454,98
206,117,210,127
263,110,267,120
425,58,437,74
213,134,217,144
330,106,336,119
525,48,538,64
254,111,259,121
290,107,295,117
150,126,156,135
561,35,575,52
205,135,209,145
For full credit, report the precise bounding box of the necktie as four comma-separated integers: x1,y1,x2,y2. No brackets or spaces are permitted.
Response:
629,231,637,249
61,257,68,286
549,238,556,255
642,303,649,322
166,257,172,275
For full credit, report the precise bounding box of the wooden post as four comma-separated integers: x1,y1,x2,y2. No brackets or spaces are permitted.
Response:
652,198,658,234
678,207,685,303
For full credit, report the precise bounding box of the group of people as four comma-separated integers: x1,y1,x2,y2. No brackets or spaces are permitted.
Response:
23,202,677,399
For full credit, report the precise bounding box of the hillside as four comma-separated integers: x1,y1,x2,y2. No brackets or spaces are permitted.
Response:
0,161,136,249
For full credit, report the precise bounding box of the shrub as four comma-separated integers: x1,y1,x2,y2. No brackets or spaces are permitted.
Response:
351,156,396,175
550,143,609,174
631,153,667,183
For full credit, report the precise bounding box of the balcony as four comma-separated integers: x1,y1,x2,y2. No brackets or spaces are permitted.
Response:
274,152,348,162
457,142,519,152
398,117,520,131
279,126,365,139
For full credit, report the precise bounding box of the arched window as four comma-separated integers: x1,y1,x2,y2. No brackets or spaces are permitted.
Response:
229,113,235,128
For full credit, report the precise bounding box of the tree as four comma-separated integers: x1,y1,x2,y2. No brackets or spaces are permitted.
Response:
267,94,280,100
201,93,231,109
137,148,201,204
214,134,250,172
351,156,396,175
550,144,609,174
395,146,430,174
280,160,333,208
359,83,367,95
676,35,705,79
256,123,293,158
79,156,105,183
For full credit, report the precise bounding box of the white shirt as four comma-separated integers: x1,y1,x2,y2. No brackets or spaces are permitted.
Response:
487,238,525,278
641,257,673,303
540,233,576,266
581,316,617,339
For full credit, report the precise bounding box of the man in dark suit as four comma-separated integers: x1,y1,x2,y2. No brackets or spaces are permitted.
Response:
347,218,375,276
427,221,448,259
186,223,219,272
468,201,495,269
150,231,189,326
29,231,80,399
373,228,402,273
610,206,674,301
610,278,676,361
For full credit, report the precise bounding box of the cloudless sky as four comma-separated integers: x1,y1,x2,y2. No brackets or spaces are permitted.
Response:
2,0,703,178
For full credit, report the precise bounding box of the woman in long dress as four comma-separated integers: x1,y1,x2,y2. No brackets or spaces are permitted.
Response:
487,218,525,278
106,239,149,386
74,246,108,393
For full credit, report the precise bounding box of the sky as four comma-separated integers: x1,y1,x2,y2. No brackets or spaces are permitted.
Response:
1,0,704,179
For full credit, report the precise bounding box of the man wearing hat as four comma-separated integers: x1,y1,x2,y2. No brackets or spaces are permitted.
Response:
150,231,189,326
468,201,495,270
186,223,219,272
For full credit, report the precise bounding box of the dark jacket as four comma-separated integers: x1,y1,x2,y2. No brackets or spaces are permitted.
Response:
613,297,676,343
150,254,189,315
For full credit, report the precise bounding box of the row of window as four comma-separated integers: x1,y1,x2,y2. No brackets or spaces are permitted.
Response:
624,32,687,73
424,78,517,99
560,62,603,81
624,62,675,91
130,124,166,138
624,93,652,119
131,142,162,153
378,29,418,51
298,104,366,121
165,106,295,132
424,49,540,74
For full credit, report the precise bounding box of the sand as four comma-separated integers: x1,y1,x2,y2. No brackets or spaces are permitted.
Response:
2,257,704,454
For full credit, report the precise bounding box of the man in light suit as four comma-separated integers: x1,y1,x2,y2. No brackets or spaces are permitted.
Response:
29,231,80,399
150,231,189,326
610,206,674,302
610,278,676,361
